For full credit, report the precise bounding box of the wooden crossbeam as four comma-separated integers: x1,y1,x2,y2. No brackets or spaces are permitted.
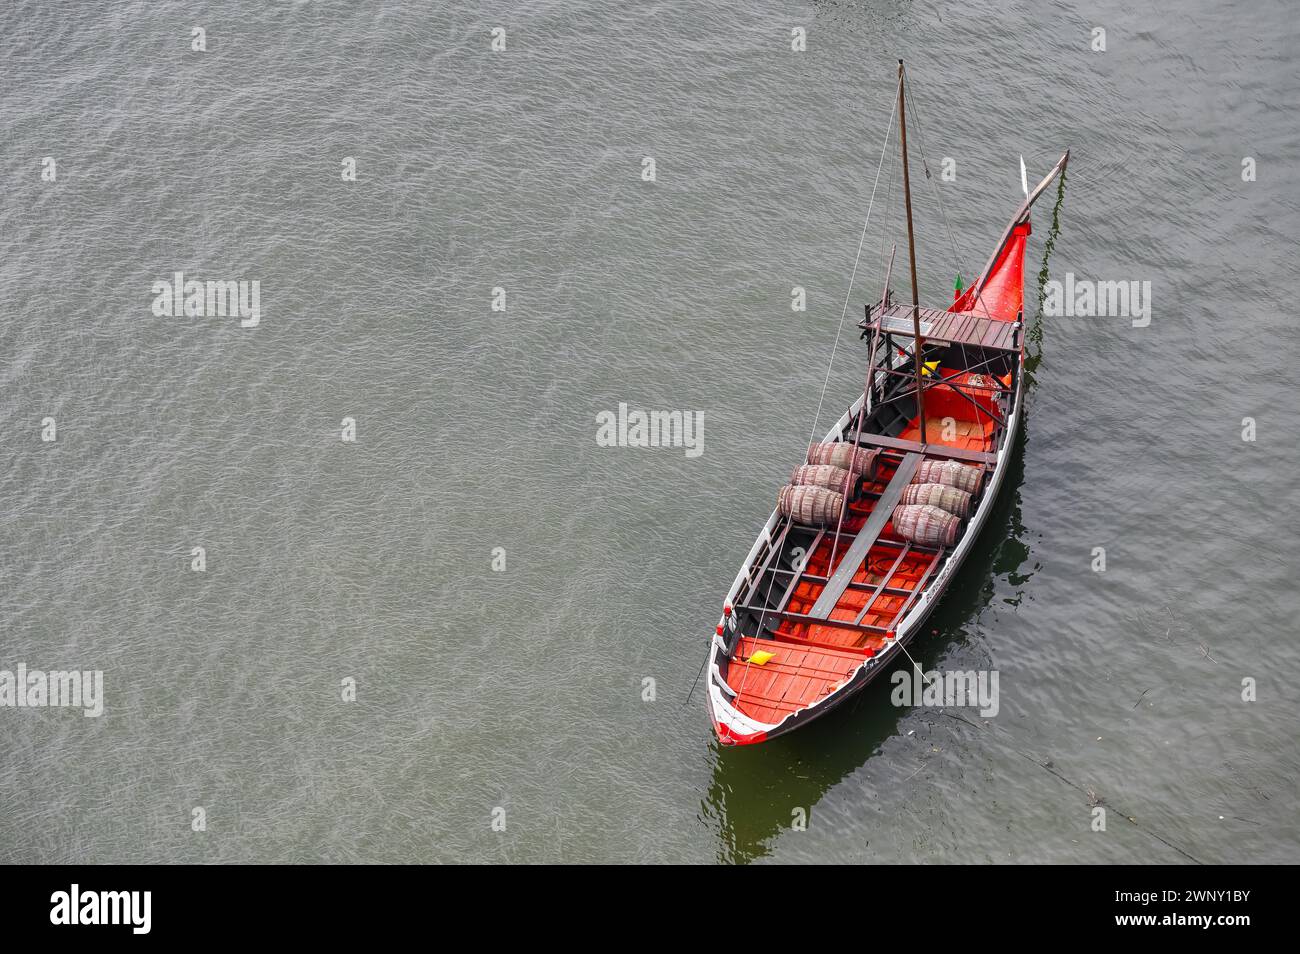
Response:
859,304,1022,353
852,433,997,465
886,547,945,628
766,566,920,600
728,605,890,637
736,523,790,608
853,542,911,625
774,529,823,613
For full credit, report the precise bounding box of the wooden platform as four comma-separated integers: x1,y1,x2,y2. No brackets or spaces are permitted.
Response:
861,303,1019,352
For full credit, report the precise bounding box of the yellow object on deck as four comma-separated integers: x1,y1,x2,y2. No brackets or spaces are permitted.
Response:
748,650,775,666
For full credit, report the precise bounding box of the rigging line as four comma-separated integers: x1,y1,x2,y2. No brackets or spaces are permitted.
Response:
829,142,899,577
731,550,784,703
889,599,1205,864
901,78,1008,407
684,655,707,706
804,72,903,462
876,127,900,298
871,134,900,395
895,633,935,687
902,80,1014,437
862,135,898,421
855,144,894,420
902,81,967,298
936,710,1205,864
901,80,980,382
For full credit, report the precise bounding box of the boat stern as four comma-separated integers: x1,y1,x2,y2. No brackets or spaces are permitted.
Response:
707,693,774,746
705,633,781,746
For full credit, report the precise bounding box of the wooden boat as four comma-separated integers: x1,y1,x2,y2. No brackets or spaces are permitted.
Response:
705,63,1068,745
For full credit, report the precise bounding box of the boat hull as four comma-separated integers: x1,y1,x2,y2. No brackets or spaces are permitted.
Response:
707,380,1022,746
705,147,1066,747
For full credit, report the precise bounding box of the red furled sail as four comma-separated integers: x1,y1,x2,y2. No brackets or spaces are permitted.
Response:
951,220,1031,323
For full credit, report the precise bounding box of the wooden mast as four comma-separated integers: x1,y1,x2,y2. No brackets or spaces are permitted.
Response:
897,60,926,444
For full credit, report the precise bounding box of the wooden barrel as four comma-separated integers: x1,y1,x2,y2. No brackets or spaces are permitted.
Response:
891,503,961,547
778,484,845,526
807,442,879,480
790,463,856,499
901,482,972,518
912,459,984,496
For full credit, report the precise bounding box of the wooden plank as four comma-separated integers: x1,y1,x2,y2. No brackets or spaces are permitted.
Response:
808,453,921,620
739,636,878,666
736,523,791,609
927,310,955,340
989,321,1008,350
905,305,946,325
729,605,891,636
851,432,998,465
872,303,1021,352
853,543,911,625
885,547,944,629
768,566,922,599
764,526,942,556
952,311,978,345
774,529,823,612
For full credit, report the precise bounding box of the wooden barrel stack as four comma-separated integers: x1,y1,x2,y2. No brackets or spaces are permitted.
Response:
893,459,985,546
891,503,961,547
912,459,983,496
790,463,857,499
900,482,972,518
778,484,845,527
807,442,879,481
774,442,881,526
777,443,982,541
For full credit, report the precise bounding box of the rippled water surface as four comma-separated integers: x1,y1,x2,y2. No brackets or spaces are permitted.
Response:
2,0,1298,863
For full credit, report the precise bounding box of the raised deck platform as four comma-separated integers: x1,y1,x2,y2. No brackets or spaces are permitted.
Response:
861,303,1019,352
